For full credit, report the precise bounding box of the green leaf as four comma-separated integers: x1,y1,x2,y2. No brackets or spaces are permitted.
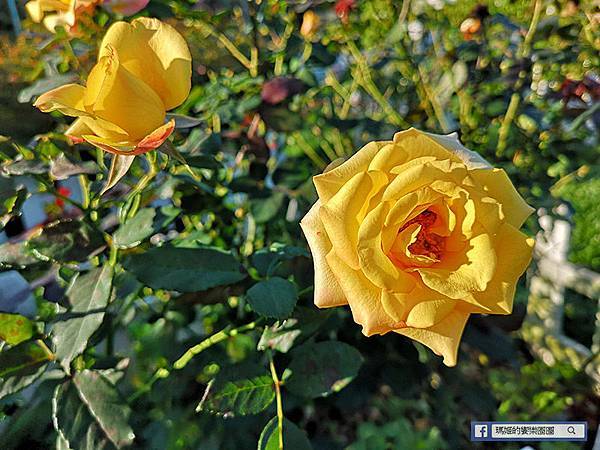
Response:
54,372,133,449
123,246,246,292
257,417,312,450
52,266,113,373
0,364,46,400
2,159,47,176
246,277,298,319
0,340,54,378
177,128,222,155
257,307,329,353
50,153,97,180
113,206,180,249
0,313,34,345
251,244,309,277
72,370,135,448
158,140,192,168
250,192,285,223
197,375,275,417
0,241,39,269
258,321,302,354
113,208,157,249
0,176,29,231
26,220,104,263
18,73,78,103
284,342,363,398
101,154,135,195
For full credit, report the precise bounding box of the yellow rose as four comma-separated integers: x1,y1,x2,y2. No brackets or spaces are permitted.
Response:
33,18,192,156
300,129,535,366
25,0,99,34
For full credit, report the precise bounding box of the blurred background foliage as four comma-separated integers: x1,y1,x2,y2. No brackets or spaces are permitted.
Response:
0,0,598,449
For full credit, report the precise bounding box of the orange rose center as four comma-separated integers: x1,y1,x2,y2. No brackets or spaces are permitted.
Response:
402,210,445,260
389,209,446,267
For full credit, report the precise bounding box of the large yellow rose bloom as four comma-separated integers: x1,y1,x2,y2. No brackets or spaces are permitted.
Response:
25,0,99,34
33,18,192,156
301,129,535,366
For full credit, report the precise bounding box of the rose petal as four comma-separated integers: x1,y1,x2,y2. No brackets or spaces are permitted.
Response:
313,140,390,202
417,232,497,299
357,202,416,292
320,171,388,269
300,201,347,308
82,119,174,156
468,223,534,314
85,47,165,140
395,307,470,366
423,131,492,170
326,250,397,336
471,168,535,228
98,18,192,110
405,299,456,328
34,83,87,116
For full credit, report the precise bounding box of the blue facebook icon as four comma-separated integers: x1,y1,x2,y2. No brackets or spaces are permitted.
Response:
472,423,490,441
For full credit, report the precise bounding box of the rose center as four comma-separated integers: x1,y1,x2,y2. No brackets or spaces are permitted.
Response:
398,209,445,261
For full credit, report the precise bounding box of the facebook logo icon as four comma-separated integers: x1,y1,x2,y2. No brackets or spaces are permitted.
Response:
472,423,491,441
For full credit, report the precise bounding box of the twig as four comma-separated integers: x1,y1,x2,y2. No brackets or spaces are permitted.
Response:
347,41,410,129
496,0,543,155
196,20,257,77
269,355,284,450
173,320,262,369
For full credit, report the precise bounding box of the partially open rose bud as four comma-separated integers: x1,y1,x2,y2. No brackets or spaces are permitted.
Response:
34,18,191,156
33,18,192,192
301,129,534,366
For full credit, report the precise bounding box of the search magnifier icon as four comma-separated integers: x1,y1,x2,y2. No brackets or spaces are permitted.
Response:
567,426,576,435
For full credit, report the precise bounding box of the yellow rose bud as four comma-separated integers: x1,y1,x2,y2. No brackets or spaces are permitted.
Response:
25,0,99,34
300,10,320,39
300,128,535,366
34,18,192,156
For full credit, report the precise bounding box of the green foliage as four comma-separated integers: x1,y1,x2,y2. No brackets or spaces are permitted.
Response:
258,417,312,450
197,375,275,416
489,361,591,421
0,313,34,345
556,174,600,271
123,246,247,292
284,341,363,399
52,266,113,373
349,417,447,450
54,370,134,448
246,277,298,319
